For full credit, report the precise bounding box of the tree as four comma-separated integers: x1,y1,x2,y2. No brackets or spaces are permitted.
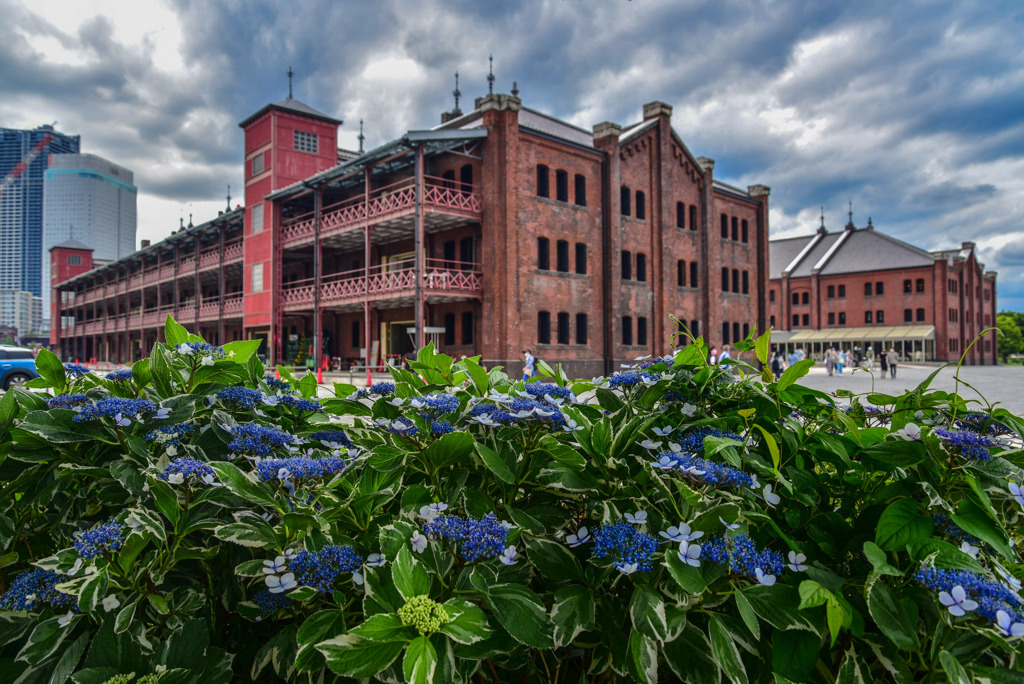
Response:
996,313,1023,363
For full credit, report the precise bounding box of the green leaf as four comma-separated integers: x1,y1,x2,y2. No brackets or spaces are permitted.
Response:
939,651,970,684
734,590,760,641
663,625,720,683
350,613,408,642
863,541,903,576
524,537,584,583
755,327,771,364
114,599,138,633
422,431,475,472
741,584,818,633
550,584,596,648
772,629,821,683
392,545,430,601
214,522,276,548
836,647,868,684
626,631,658,684
751,424,780,471
951,499,1015,561
19,616,75,666
317,634,405,678
403,635,436,684
460,357,490,395
861,439,926,470
709,617,747,684
630,584,669,643
875,499,933,551
165,315,189,347
34,347,67,391
777,359,814,392
475,443,515,484
484,583,554,649
77,567,108,613
209,461,279,508
665,544,707,593
440,598,491,644
149,478,180,526
866,576,919,652
222,339,261,364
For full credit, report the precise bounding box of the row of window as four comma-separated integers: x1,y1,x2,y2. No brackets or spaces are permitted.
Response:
721,322,750,345
903,278,926,294
721,268,750,294
622,251,646,281
441,165,474,193
675,320,700,346
948,279,959,294
620,186,646,219
677,260,699,288
720,214,749,243
949,308,959,323
538,238,587,274
538,312,589,345
443,312,474,346
622,316,647,346
949,338,960,352
537,166,586,206
676,203,697,231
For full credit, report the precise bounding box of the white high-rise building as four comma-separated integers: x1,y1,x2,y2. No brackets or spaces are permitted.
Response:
42,153,137,308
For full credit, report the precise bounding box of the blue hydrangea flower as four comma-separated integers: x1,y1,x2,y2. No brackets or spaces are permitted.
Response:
252,588,293,613
177,342,228,362
652,450,755,490
377,417,419,437
105,369,135,383
521,383,577,404
227,424,293,457
217,387,263,410
933,513,985,549
307,430,355,449
608,371,641,388
159,457,216,485
466,396,567,430
254,455,347,484
915,567,1024,630
352,382,395,399
265,375,292,392
64,363,92,378
410,393,460,417
289,546,364,593
674,427,744,455
701,534,786,582
74,520,126,559
423,513,509,563
47,393,89,410
74,398,157,423
277,395,324,413
145,423,194,448
430,420,454,437
932,428,996,461
591,522,659,573
954,413,1013,436
0,568,77,612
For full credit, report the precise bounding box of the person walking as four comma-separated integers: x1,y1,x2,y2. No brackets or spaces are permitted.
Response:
771,351,783,377
878,348,888,378
837,349,846,375
709,347,719,365
719,345,733,370
887,347,899,379
825,347,835,376
522,349,536,381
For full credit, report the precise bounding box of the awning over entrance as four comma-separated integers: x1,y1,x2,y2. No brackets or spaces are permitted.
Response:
780,325,935,345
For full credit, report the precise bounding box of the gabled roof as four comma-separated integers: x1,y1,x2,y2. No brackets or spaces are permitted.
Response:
817,229,933,275
239,97,342,128
769,236,815,280
790,232,843,278
518,108,594,148
50,238,93,252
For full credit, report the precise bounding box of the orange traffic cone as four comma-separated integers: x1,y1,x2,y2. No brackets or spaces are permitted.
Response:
275,367,280,379
317,366,323,383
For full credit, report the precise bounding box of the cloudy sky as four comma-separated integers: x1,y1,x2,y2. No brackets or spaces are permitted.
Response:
4,0,1023,307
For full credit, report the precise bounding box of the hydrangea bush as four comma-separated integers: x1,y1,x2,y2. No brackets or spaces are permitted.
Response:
0,316,1022,682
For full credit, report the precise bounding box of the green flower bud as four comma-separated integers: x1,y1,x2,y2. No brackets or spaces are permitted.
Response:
397,594,449,636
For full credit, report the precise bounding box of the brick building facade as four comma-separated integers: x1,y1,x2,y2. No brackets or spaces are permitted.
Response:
768,218,997,364
53,90,770,376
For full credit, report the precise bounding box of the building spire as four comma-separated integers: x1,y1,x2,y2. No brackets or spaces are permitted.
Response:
287,66,294,99
358,119,365,153
511,80,519,98
487,55,494,96
453,71,461,111
226,185,231,212
848,200,853,227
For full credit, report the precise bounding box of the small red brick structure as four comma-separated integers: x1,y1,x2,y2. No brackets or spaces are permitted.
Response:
768,217,997,364
53,90,771,375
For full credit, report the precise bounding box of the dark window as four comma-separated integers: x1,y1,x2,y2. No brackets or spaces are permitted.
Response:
691,320,700,338
723,268,731,292
621,187,631,216
537,237,550,270
556,240,569,272
792,292,799,305
875,282,884,295
441,170,456,190
865,311,873,324
557,312,570,344
351,320,360,347
741,219,748,243
732,269,739,293
689,205,697,231
575,243,587,274
839,312,846,325
904,279,912,293
576,313,588,345
827,285,835,298
770,289,776,302
635,191,646,220
622,316,633,345
443,240,456,270
460,164,473,192
538,311,551,344
444,313,456,345
574,174,586,206
677,260,685,287
916,278,925,293
460,237,474,268
838,285,846,298
721,214,728,238
802,292,809,305
828,312,836,325
461,311,474,345
865,282,873,296
537,165,550,198
743,323,750,339
556,169,569,202
676,202,686,228
636,254,647,282
792,314,799,327
904,309,912,322
690,262,698,288
802,314,809,326
770,315,775,328
876,310,884,323
733,322,741,343
68,255,82,266
638,317,648,346
731,217,738,241
677,320,687,347
621,251,632,280
742,271,749,294
723,322,731,344
916,308,925,322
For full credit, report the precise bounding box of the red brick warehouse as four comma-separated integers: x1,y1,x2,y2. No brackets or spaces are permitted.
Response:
52,85,771,377
768,215,997,364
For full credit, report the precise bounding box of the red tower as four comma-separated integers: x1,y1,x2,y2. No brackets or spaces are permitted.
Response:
49,238,94,350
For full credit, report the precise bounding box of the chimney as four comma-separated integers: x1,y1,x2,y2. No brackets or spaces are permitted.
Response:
141,239,151,248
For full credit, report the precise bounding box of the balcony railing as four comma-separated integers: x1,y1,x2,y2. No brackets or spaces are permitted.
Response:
280,176,482,245
281,259,483,308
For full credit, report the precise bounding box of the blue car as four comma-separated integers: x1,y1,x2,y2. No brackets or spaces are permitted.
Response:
0,345,39,390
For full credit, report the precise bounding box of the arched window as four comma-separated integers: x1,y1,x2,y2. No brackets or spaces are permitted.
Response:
801,292,809,305
722,268,730,292
536,165,549,198
556,169,569,202
621,251,632,280
636,253,647,282
622,316,633,345
537,237,549,270
637,317,648,346
620,187,631,216
720,214,728,238
741,219,748,243
690,262,698,287
676,202,686,228
538,311,551,344
689,205,697,231
460,164,473,192
635,191,646,220
576,313,588,344
733,322,741,343
731,217,738,241
556,240,569,272
441,170,456,190
557,312,570,344
574,174,586,206
742,271,749,294
575,243,587,274
691,320,700,338
722,322,731,344
677,260,685,286
876,310,884,324
732,269,739,293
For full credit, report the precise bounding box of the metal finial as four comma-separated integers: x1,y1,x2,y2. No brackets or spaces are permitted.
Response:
819,206,825,229
287,66,294,99
226,185,231,212
511,80,519,98
848,200,853,226
453,71,461,110
487,55,494,96
179,215,184,230
358,119,365,153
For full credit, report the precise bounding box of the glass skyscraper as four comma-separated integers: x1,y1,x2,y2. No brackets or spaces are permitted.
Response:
0,124,80,298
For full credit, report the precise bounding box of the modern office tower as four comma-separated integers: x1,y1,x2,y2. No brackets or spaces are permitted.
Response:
0,124,80,299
